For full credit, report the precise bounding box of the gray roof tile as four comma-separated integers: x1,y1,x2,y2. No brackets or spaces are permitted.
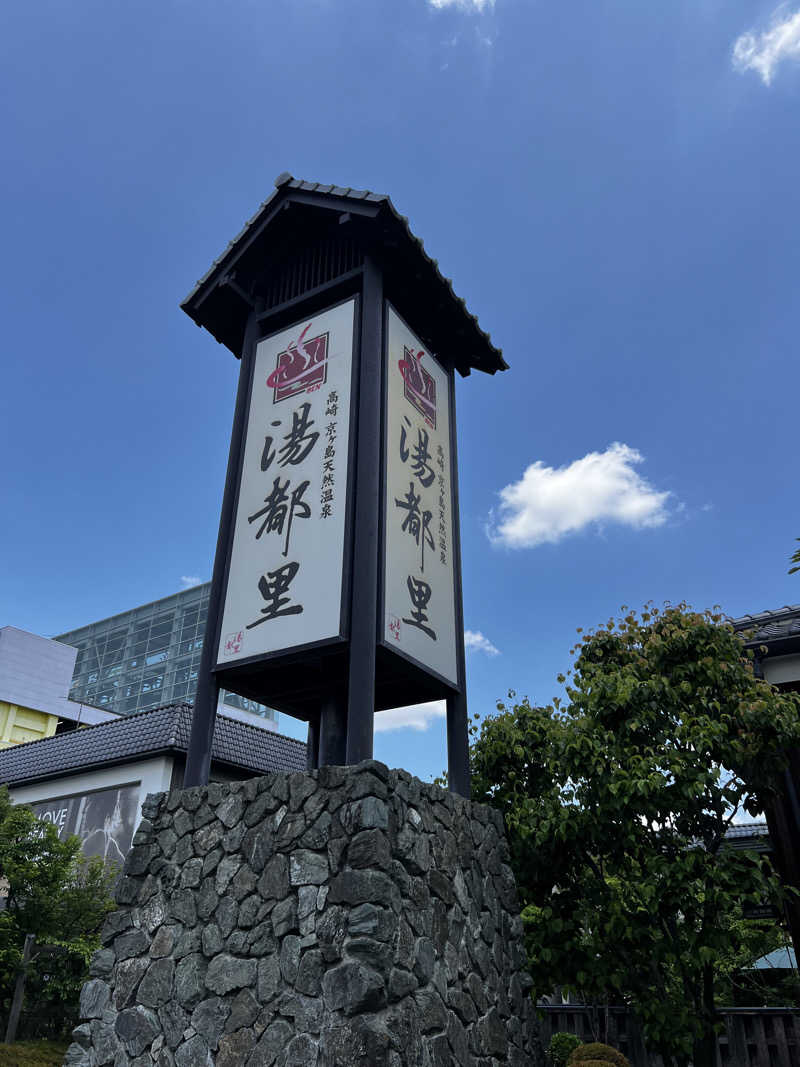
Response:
725,820,768,836
732,605,800,644
724,822,771,851
0,703,306,787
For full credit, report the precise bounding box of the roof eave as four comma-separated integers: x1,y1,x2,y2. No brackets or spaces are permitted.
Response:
4,746,179,790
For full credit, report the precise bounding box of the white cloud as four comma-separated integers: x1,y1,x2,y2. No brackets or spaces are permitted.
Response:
733,5,800,85
465,630,500,656
180,575,203,589
429,0,494,10
374,700,446,732
488,443,672,549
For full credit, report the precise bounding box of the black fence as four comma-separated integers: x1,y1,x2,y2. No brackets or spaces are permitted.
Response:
537,1004,799,1067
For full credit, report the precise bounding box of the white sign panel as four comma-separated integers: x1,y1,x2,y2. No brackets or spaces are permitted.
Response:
383,305,458,686
217,299,355,666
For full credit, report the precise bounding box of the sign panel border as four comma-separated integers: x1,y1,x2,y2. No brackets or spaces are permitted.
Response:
212,294,361,674
377,299,461,693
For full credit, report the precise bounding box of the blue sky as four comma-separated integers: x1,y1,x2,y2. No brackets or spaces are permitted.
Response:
2,0,799,781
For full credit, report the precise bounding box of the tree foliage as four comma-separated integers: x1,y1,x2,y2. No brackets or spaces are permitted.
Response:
0,787,116,1039
713,910,800,1007
789,538,800,575
547,1032,583,1067
471,604,800,1067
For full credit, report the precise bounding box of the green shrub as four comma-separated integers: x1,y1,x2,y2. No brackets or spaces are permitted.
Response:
548,1032,583,1067
567,1043,630,1067
572,1061,624,1067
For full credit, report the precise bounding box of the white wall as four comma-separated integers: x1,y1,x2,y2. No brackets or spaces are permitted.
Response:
763,654,800,686
9,756,174,834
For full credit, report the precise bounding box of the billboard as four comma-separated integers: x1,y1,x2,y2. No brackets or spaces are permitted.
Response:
217,298,356,666
383,304,458,686
30,783,140,867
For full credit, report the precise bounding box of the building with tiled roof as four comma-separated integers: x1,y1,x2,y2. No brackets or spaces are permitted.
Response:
733,606,800,688
0,703,305,868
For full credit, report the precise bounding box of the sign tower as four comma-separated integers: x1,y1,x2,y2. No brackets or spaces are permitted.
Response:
181,174,506,796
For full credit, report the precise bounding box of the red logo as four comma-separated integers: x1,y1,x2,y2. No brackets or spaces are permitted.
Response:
223,631,243,656
398,346,436,428
267,324,329,404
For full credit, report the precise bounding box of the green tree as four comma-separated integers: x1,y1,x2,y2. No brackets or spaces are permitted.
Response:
789,539,800,574
0,787,116,1039
471,604,800,1067
713,909,800,1007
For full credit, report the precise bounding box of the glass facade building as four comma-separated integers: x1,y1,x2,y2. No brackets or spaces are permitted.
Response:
55,583,277,726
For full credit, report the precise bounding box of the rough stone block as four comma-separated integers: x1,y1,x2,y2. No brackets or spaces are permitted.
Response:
79,978,110,1019
115,1005,160,1057
137,958,174,1008
205,954,257,995
190,997,230,1049
289,848,329,886
321,960,386,1014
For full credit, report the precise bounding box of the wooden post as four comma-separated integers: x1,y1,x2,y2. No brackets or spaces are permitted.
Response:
4,933,35,1045
184,311,258,787
727,1013,748,1067
306,714,320,770
773,1012,792,1067
319,696,347,766
346,256,383,764
446,365,471,797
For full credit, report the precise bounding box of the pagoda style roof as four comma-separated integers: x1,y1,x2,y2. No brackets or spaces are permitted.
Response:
181,173,506,378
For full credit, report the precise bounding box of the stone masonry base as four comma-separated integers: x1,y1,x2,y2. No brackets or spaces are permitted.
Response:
65,761,542,1066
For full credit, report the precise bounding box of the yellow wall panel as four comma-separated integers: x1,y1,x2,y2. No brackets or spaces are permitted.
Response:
0,701,59,749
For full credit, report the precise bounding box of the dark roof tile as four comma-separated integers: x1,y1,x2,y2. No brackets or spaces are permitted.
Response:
725,821,769,839
0,703,306,787
732,605,800,644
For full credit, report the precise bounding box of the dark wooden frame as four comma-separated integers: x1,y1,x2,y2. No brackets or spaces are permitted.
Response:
375,300,469,794
211,292,361,674
184,191,478,797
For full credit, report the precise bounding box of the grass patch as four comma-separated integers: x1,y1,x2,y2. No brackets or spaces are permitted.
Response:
0,1042,69,1066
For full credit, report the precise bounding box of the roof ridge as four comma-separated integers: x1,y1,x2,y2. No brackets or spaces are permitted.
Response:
166,704,186,747
733,604,800,625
